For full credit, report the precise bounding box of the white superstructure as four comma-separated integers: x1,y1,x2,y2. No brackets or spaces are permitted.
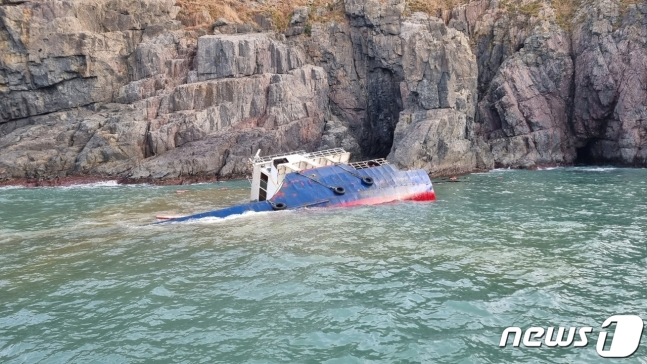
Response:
248,148,351,201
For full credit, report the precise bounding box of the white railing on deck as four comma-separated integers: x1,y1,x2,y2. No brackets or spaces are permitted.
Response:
349,158,389,169
304,148,347,159
250,148,347,165
250,150,306,164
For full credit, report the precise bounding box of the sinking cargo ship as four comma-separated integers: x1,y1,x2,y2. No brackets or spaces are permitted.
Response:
156,148,435,223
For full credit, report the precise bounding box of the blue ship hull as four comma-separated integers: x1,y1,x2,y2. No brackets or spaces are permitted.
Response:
157,164,435,223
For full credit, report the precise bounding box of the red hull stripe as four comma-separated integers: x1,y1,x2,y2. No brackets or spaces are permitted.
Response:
334,190,436,207
404,190,437,202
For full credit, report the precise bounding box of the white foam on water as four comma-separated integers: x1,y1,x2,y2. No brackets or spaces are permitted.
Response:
150,209,295,226
575,210,594,215
60,180,121,189
472,169,515,175
577,167,618,172
189,181,225,185
1,181,156,191
0,185,23,190
31,180,158,190
187,209,287,224
2,180,126,190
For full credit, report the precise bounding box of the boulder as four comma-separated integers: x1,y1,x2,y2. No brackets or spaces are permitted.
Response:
389,109,493,176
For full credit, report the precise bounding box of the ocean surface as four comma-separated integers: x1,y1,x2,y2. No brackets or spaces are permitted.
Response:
1,167,646,363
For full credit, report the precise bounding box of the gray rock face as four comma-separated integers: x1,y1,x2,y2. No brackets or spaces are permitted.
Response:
478,21,576,168
0,104,148,179
285,6,310,37
389,109,493,176
571,0,647,165
214,18,229,27
468,0,647,168
136,65,329,178
290,6,310,26
129,64,328,180
304,2,489,175
318,116,362,159
0,0,181,123
459,0,542,97
303,22,368,156
196,34,304,80
398,14,478,115
0,1,328,182
387,13,491,174
444,0,647,169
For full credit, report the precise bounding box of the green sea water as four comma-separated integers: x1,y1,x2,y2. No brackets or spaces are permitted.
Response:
1,167,646,363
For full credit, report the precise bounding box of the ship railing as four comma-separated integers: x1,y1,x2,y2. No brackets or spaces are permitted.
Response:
349,158,389,170
304,148,347,159
249,148,348,165
249,150,307,164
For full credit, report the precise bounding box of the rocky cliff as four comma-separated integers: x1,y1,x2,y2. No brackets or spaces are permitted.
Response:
1,0,646,184
0,0,328,182
571,0,647,166
467,0,646,169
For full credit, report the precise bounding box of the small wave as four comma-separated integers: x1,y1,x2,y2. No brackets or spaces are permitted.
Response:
577,167,617,172
190,181,225,185
469,168,512,175
151,285,175,297
0,181,129,190
0,185,23,190
159,209,291,225
61,180,121,189
60,181,161,190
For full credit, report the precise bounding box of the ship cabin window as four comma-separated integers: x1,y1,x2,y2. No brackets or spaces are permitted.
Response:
259,172,268,201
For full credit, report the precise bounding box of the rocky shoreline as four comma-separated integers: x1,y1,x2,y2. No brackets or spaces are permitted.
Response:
1,0,646,184
0,176,119,188
0,174,235,188
0,161,574,188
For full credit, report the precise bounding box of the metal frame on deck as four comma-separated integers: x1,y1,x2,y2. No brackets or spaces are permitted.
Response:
349,158,389,170
249,150,306,164
304,148,347,159
249,148,347,166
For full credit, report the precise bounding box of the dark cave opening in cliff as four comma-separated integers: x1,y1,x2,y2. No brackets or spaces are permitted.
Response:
362,67,404,159
575,138,600,165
